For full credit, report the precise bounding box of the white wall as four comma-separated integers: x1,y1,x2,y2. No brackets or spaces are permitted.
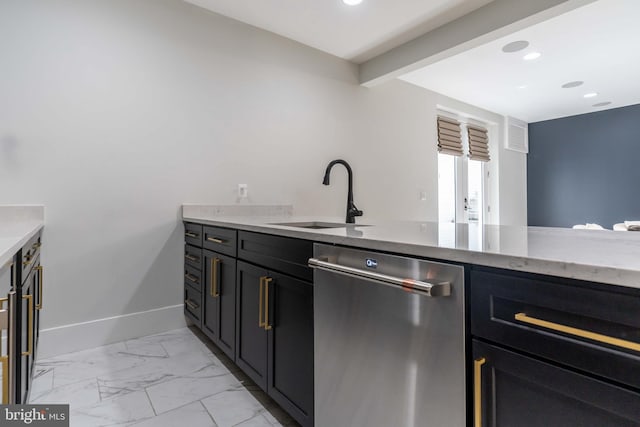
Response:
0,0,364,343
0,0,526,353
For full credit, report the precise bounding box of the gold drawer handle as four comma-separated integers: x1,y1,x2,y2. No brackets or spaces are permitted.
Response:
210,258,220,297
258,277,266,328
22,295,33,357
206,236,225,244
185,254,199,262
36,265,44,310
185,299,198,310
474,357,486,427
1,354,7,404
264,277,272,331
515,312,640,353
185,232,198,238
185,273,198,283
0,296,8,404
23,256,32,267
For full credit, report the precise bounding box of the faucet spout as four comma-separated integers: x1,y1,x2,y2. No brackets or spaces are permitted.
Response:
322,159,363,224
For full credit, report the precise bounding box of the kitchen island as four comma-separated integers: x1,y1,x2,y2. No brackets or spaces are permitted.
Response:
182,204,640,289
182,204,640,427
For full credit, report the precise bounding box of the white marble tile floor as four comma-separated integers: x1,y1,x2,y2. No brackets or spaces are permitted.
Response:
30,327,299,427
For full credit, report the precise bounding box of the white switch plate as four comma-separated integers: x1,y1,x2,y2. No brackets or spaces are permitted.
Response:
238,184,248,198
419,191,428,201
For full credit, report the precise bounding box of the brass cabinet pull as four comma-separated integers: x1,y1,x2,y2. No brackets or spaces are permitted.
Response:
515,312,640,352
0,297,8,404
185,299,198,310
1,292,16,405
264,277,273,331
185,232,198,238
206,236,225,244
185,273,198,283
210,258,221,297
22,295,33,357
185,254,199,262
36,266,43,310
258,277,266,328
23,256,32,267
1,354,7,404
474,357,486,427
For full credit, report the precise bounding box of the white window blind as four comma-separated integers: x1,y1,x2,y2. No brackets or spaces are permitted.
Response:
467,125,490,162
437,116,463,156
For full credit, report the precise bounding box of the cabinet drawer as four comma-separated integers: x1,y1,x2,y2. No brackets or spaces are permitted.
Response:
471,267,640,389
184,284,202,324
184,265,202,291
238,231,313,281
184,245,202,270
21,231,42,284
473,339,640,427
184,223,203,247
203,226,237,257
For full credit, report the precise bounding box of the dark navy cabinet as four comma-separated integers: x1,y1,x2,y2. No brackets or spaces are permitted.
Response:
184,223,314,427
203,250,236,361
471,267,640,426
0,230,43,404
235,261,269,390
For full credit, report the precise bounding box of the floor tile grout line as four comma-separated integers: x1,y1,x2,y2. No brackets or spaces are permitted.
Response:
143,388,158,417
199,400,219,426
152,385,246,418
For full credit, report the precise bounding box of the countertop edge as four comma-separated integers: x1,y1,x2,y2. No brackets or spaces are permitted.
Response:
182,216,640,290
0,223,44,269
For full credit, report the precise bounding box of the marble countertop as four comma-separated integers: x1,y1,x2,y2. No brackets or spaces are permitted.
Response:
182,205,640,289
0,206,45,269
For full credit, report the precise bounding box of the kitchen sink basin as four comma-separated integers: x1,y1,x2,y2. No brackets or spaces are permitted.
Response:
270,221,370,229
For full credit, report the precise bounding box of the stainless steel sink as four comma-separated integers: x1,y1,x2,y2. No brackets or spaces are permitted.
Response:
269,221,370,229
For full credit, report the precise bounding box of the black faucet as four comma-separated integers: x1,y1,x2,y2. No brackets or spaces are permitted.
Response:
322,159,363,224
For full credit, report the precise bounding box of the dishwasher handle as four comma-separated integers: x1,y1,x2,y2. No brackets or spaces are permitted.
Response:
308,258,451,297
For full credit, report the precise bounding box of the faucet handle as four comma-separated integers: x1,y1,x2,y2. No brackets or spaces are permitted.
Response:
349,207,363,218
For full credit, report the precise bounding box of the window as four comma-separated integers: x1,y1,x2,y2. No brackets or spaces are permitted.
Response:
437,113,490,231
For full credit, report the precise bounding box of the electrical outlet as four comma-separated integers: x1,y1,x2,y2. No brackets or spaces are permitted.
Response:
238,184,248,198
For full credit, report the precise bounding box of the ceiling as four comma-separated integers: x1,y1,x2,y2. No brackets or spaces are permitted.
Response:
400,0,640,123
183,0,493,63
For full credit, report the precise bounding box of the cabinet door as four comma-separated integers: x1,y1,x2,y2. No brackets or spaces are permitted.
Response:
203,250,236,360
235,261,268,390
34,261,43,348
267,271,314,427
18,267,36,404
0,258,15,405
473,340,640,427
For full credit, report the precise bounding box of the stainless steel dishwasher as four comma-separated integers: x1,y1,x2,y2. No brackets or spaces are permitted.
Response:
309,244,465,427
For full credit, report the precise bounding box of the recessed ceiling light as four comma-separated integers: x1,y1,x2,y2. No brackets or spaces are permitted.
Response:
593,102,611,107
523,52,541,61
561,81,584,88
342,0,362,5
517,85,528,89
502,40,529,53
583,92,598,98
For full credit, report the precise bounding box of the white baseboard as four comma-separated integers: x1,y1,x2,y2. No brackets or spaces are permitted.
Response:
38,304,187,359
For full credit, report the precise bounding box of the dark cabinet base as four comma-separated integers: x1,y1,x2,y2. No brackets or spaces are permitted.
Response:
267,270,313,427
235,261,268,390
473,339,640,427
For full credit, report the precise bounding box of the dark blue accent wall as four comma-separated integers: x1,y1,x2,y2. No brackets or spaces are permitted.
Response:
528,104,640,229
